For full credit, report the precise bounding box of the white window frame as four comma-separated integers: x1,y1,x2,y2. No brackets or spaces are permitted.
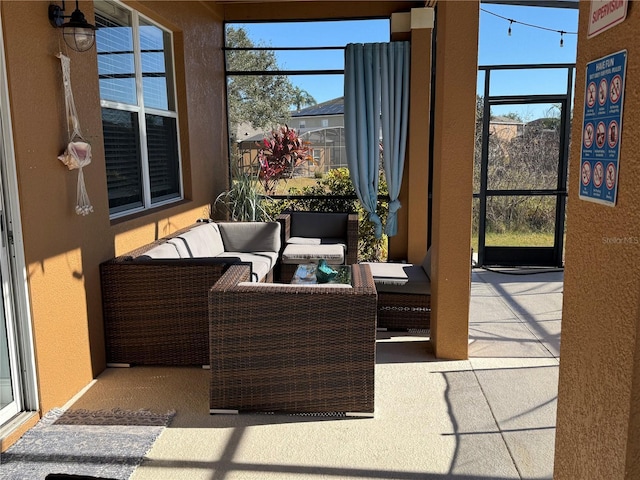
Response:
97,1,183,219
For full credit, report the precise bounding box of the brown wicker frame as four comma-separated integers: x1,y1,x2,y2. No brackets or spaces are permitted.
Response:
276,212,359,283
209,263,377,415
101,259,246,366
377,292,431,331
100,221,275,366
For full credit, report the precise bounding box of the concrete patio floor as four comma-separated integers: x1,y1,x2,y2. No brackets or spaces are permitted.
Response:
66,267,563,480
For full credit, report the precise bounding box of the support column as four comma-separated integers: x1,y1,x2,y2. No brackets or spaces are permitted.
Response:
388,9,433,264
430,0,478,360
554,2,640,478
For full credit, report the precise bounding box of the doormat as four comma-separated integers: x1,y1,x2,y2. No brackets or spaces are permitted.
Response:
1,407,175,480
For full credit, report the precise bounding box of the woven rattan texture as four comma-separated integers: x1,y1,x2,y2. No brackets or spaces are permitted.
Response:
101,261,231,366
376,291,431,330
209,264,377,414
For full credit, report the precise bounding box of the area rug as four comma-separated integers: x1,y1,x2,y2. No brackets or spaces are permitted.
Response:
1,407,175,480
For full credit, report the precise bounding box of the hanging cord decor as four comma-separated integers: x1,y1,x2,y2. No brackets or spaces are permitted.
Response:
57,52,94,216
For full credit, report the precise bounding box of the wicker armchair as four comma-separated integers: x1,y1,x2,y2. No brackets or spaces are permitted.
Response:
209,263,377,415
277,211,359,282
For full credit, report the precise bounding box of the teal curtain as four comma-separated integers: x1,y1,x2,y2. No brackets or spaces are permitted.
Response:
381,42,410,236
345,42,410,238
345,43,383,237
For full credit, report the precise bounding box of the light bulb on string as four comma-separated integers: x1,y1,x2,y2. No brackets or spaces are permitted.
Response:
482,8,577,49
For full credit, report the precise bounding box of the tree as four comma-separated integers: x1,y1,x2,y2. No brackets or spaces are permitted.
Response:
473,94,563,236
291,87,317,112
225,26,316,137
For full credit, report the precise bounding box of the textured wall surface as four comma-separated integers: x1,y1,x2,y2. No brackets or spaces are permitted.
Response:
430,0,478,360
1,0,226,413
555,2,640,479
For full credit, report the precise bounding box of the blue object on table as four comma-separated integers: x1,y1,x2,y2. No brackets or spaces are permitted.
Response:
316,259,338,283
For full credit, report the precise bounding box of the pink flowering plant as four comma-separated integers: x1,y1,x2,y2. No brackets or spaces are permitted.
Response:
257,125,312,195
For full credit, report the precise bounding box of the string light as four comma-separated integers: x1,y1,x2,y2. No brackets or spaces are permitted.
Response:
481,8,577,47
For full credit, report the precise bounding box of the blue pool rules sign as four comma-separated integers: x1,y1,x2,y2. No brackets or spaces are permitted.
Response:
580,50,627,206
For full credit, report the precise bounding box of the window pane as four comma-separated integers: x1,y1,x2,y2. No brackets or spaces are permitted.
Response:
140,20,174,111
102,108,143,212
95,3,136,105
485,195,556,247
487,103,561,191
146,114,180,202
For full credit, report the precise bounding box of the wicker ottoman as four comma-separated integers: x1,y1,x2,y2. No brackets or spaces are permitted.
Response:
363,260,431,331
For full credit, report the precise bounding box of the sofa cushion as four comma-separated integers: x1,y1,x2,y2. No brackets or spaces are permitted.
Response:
281,244,345,264
365,263,431,295
218,222,281,253
289,212,348,239
170,223,225,258
287,237,321,245
364,262,411,285
219,252,278,282
287,236,346,246
140,242,181,259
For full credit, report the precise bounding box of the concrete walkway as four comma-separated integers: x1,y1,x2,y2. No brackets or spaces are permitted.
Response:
65,267,563,480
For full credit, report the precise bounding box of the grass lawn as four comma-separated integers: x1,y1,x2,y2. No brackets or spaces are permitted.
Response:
471,231,555,253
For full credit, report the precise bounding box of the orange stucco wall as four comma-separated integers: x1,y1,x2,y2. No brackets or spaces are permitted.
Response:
405,26,432,264
429,0,476,360
1,0,226,416
554,2,640,479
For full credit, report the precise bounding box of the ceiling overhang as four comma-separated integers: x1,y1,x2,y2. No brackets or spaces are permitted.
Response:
481,0,579,9
216,1,429,22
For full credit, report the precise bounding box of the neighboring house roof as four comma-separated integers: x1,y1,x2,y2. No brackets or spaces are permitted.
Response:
240,125,345,145
292,96,344,117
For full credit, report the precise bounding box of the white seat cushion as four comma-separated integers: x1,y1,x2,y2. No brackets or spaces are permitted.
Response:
363,262,411,285
281,244,345,264
170,223,225,258
286,237,322,245
363,262,431,295
141,242,181,259
219,252,278,282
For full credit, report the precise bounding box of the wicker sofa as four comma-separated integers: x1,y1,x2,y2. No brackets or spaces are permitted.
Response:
100,220,281,366
209,263,377,415
277,211,358,282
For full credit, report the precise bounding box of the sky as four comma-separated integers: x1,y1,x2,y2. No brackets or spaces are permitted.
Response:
232,3,579,120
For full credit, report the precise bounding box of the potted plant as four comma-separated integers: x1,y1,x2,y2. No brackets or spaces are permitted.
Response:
215,159,271,221
256,125,312,195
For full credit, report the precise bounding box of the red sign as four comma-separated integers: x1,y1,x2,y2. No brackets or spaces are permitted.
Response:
588,0,628,39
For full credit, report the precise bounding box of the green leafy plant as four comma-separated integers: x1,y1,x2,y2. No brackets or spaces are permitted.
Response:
257,125,313,195
215,161,271,222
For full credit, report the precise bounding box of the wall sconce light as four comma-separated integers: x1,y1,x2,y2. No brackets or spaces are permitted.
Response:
48,1,97,52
